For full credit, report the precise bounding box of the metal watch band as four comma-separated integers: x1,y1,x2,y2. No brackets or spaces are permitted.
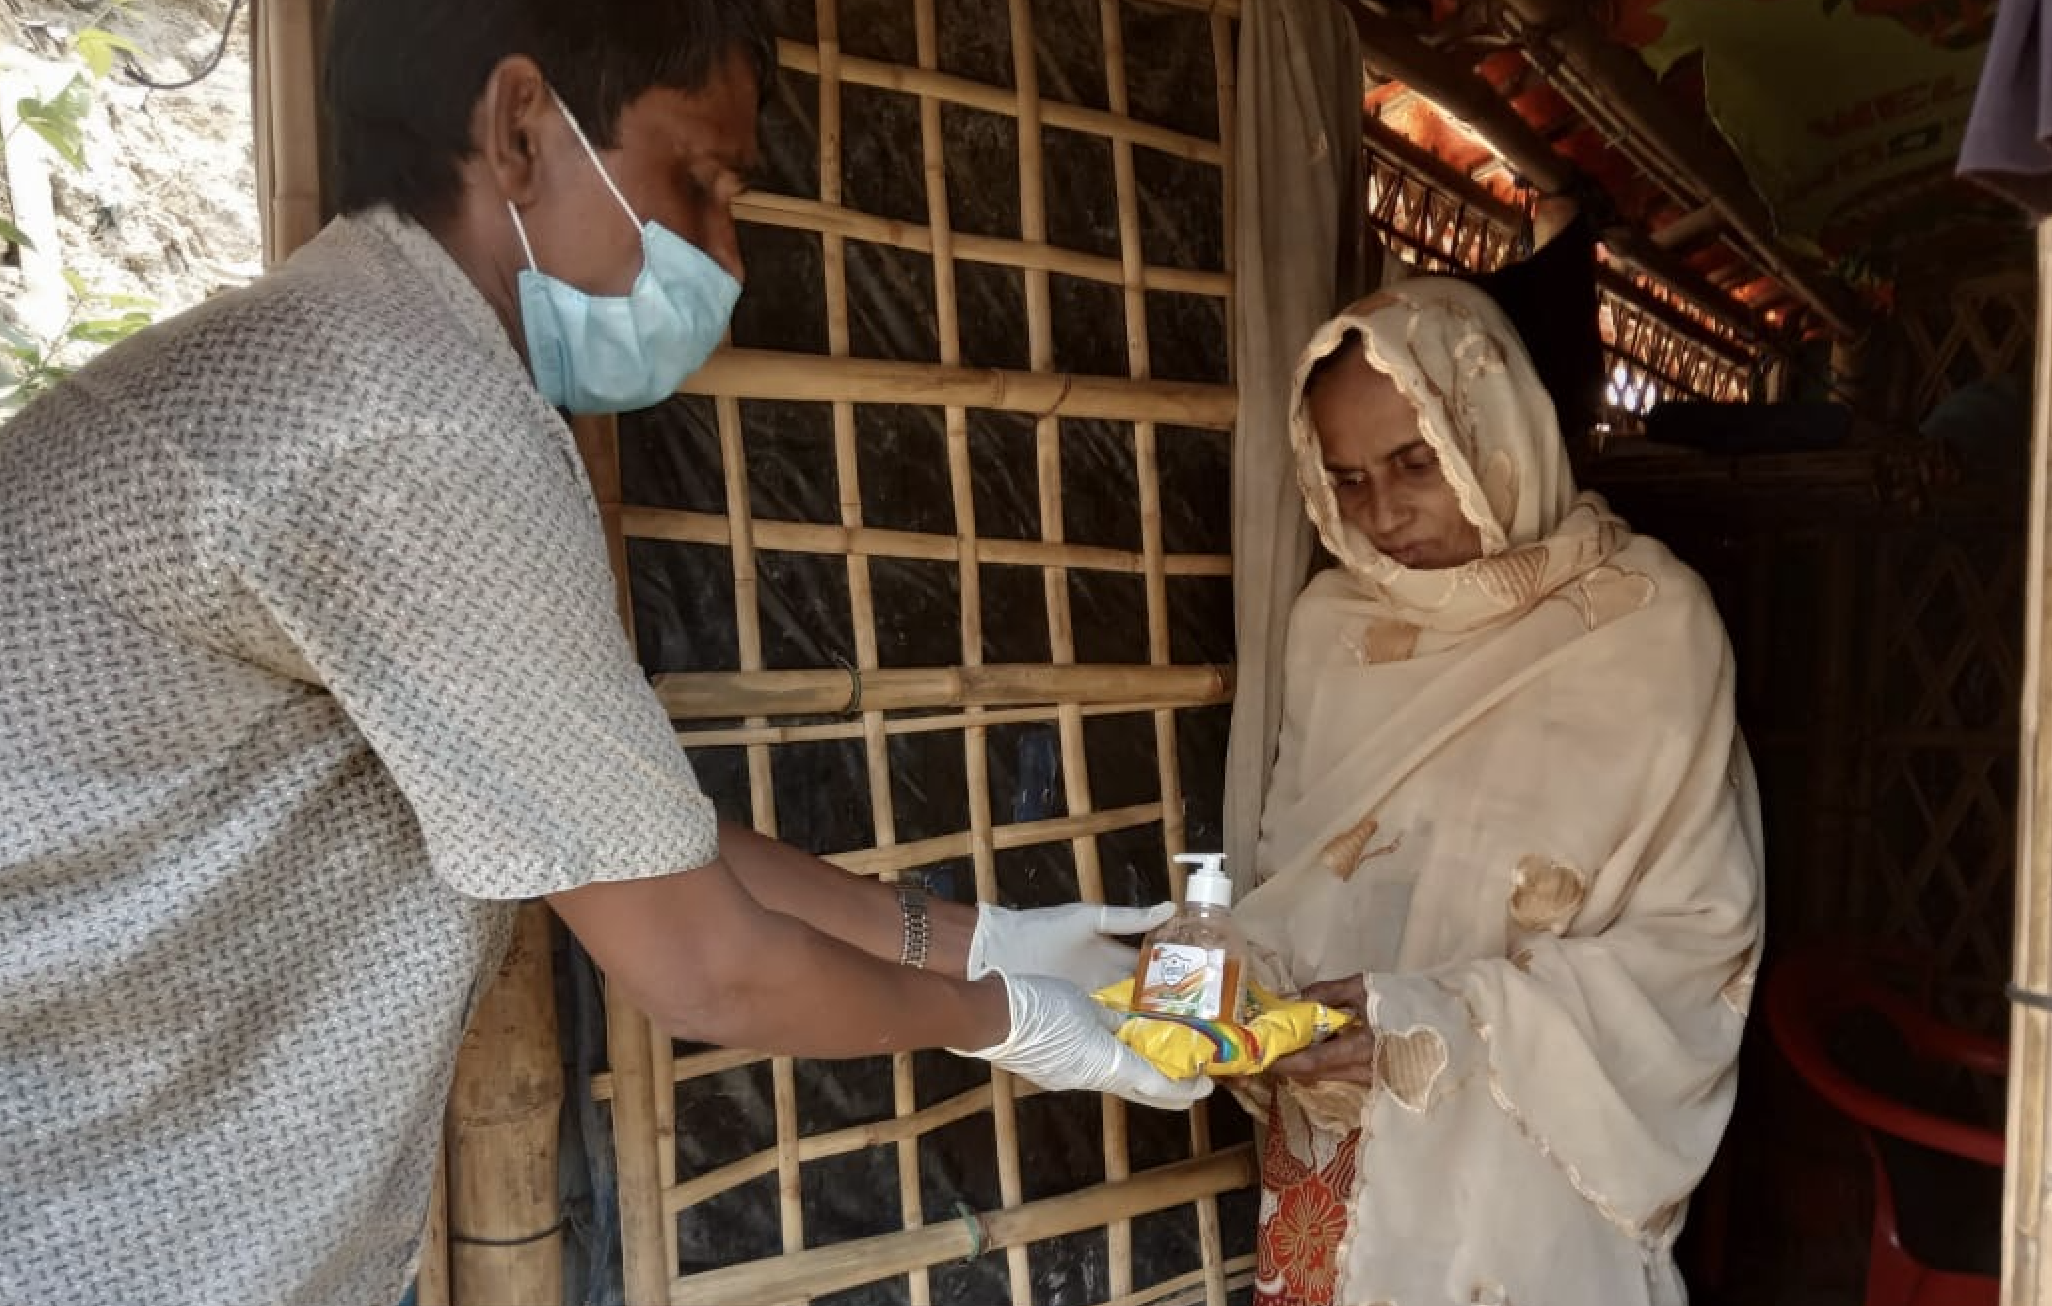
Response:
896,878,931,969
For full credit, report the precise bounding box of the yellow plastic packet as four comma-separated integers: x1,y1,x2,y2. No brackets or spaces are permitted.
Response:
1093,978,1357,1078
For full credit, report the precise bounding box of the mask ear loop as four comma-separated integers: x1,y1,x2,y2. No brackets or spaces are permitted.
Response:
505,201,541,272
546,86,645,232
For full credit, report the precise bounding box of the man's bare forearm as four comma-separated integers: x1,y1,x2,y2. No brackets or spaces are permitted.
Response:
716,820,977,975
548,855,1006,1055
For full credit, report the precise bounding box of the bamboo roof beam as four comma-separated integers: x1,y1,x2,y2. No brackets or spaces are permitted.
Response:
1352,6,1574,196
1359,113,1756,361
1593,267,1752,371
1350,23,1770,348
1495,0,1866,339
1652,202,1726,252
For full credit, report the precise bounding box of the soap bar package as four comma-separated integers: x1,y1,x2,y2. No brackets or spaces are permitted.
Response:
1094,979,1356,1079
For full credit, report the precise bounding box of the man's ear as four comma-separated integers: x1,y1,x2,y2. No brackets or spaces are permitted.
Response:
474,55,553,207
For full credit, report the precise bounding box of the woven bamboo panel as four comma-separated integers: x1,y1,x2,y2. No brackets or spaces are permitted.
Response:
1898,273,2033,422
1856,511,2025,1029
1363,153,1752,435
600,0,1249,1302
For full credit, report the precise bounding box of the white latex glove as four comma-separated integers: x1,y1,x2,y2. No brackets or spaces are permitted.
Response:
955,971,1213,1111
966,901,1176,991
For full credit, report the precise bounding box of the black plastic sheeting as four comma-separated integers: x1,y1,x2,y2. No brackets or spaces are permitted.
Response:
568,0,1252,1301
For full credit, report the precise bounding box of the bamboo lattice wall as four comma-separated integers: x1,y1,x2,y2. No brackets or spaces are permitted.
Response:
594,0,1251,1301
1898,270,2034,423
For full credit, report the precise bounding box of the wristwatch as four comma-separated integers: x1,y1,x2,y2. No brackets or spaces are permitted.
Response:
896,877,931,970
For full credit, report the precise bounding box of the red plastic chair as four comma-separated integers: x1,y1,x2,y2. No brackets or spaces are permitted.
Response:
1763,947,2006,1306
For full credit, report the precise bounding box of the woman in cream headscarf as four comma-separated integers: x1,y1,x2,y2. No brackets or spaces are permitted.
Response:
1232,277,1764,1305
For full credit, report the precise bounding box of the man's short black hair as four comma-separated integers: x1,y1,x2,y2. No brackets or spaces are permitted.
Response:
324,0,775,223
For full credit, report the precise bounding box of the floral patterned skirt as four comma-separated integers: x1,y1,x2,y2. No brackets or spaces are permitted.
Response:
1254,1097,1362,1306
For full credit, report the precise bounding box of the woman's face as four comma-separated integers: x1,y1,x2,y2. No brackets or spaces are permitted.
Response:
1306,347,1485,570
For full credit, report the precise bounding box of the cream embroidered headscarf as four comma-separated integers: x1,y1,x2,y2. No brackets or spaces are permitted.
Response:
1287,279,1630,640
1234,277,1765,1305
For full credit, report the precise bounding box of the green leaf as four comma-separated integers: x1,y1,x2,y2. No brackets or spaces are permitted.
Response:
0,214,31,252
74,28,142,82
68,312,153,346
17,76,92,171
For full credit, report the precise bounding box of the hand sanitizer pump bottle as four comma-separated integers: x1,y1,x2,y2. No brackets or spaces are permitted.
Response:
1130,853,1249,1022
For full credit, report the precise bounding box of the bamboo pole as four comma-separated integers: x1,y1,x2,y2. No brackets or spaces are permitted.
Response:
673,697,1218,750
897,6,963,1299
712,371,803,1265
1103,2,1167,1293
574,416,638,644
2004,217,2052,1304
680,349,1237,428
1652,202,1725,253
737,192,1230,297
1495,0,1864,338
1213,6,1237,375
662,1076,1016,1213
571,412,674,1306
1356,78,1766,351
621,504,1232,577
251,0,325,266
652,661,1230,719
588,1045,767,1103
1196,10,1238,1300
1352,7,1573,196
445,904,565,1306
1014,3,1071,1288
649,1017,680,1284
1099,1257,1258,1306
909,4,1008,1290
415,1142,452,1306
832,800,1167,877
774,42,1225,165
668,1148,1257,1305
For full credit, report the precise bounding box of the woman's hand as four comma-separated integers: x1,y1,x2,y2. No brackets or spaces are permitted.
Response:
1269,975,1375,1085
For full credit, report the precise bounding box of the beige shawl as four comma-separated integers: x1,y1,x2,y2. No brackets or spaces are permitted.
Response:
1234,280,1765,1304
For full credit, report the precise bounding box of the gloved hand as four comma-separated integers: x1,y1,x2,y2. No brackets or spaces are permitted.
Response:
955,971,1213,1110
966,901,1175,990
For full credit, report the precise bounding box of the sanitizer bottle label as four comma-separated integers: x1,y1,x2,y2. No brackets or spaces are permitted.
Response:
1137,943,1228,1019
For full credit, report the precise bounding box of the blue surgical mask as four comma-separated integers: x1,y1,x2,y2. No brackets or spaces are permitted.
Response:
507,90,741,413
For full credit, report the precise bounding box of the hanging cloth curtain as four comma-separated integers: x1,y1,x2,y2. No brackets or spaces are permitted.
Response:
1223,0,1363,885
1959,0,2052,215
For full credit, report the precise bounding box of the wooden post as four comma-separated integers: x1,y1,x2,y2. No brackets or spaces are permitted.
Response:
251,0,326,265
445,903,566,1306
2003,218,2052,1303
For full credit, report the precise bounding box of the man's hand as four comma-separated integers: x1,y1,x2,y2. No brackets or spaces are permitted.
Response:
959,971,1213,1110
966,901,1176,990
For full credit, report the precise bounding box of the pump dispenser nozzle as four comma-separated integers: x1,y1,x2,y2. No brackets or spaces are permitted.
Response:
1174,853,1232,908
